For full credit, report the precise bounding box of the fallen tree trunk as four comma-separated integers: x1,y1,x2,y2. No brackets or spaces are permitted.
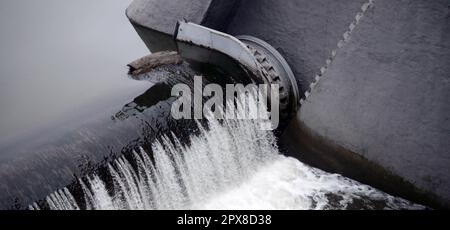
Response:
128,51,182,76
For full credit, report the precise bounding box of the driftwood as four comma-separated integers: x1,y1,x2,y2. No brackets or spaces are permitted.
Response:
128,51,183,76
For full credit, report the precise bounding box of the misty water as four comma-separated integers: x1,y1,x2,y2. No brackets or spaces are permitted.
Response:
0,0,148,149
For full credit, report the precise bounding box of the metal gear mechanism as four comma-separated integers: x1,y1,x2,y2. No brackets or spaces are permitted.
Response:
237,35,300,124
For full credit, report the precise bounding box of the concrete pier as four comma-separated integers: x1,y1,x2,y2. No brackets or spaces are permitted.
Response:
127,0,450,208
282,0,450,208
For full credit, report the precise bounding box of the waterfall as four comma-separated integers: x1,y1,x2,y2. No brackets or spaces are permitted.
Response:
29,96,424,210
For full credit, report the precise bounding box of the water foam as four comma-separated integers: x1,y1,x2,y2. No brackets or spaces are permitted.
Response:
29,97,423,210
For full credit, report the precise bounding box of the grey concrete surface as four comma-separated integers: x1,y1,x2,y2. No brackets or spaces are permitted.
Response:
226,0,367,93
127,0,211,35
127,0,238,52
294,0,450,206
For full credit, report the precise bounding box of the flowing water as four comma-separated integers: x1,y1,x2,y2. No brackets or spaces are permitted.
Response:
29,98,424,210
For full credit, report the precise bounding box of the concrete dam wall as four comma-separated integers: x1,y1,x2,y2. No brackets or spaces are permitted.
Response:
127,0,450,208
282,0,450,208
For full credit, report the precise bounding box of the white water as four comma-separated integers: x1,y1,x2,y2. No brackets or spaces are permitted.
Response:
29,100,424,210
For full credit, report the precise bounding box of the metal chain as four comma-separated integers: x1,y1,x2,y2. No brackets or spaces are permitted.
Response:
300,0,375,105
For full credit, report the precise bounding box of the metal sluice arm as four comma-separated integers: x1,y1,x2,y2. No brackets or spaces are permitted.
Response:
174,21,300,121
174,21,262,77
128,21,299,127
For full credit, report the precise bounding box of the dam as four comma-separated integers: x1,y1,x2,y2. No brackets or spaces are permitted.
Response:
0,0,448,210
125,0,450,208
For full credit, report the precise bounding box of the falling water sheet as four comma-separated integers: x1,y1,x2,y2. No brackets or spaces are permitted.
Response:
31,98,425,210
